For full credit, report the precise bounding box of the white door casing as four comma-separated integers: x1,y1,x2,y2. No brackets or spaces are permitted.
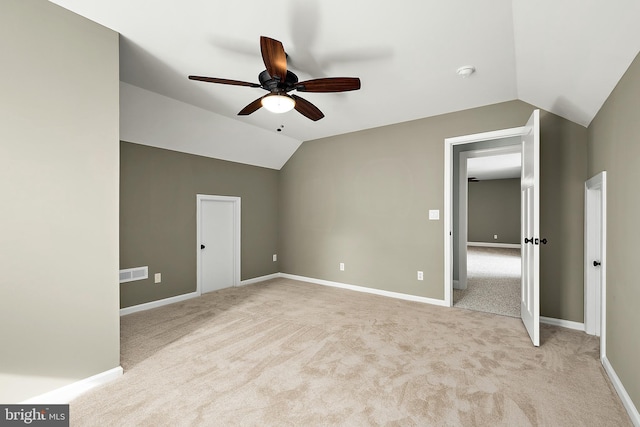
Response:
584,172,607,359
197,195,241,295
520,110,540,347
444,126,526,306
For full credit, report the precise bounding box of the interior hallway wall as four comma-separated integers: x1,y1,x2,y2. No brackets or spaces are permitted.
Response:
587,50,640,415
0,0,120,402
468,179,520,244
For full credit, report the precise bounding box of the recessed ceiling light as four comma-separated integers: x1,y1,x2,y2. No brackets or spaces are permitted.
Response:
456,65,476,78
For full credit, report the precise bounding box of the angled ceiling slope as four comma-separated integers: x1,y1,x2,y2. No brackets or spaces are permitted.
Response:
49,0,640,167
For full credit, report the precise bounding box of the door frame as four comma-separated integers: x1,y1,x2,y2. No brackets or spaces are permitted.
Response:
196,194,241,295
584,172,607,360
444,126,525,306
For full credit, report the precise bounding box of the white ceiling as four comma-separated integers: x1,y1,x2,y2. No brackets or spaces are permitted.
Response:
49,0,640,166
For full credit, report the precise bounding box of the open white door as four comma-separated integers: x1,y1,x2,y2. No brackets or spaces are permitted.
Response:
521,110,540,346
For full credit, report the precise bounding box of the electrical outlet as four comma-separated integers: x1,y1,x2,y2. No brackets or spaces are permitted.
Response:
494,234,498,240
154,273,161,284
273,254,277,262
417,271,424,281
339,262,345,271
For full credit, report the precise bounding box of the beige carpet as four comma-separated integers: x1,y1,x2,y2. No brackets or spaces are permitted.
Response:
70,279,630,426
454,246,521,318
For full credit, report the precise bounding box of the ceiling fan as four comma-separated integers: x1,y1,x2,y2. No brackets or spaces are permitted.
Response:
189,36,361,121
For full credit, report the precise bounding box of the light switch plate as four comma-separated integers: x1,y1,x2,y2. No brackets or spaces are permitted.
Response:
429,210,440,220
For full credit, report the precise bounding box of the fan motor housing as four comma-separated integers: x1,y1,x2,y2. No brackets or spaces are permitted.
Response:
259,70,299,93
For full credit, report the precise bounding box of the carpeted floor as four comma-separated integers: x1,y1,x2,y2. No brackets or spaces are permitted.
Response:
70,279,630,426
454,246,521,317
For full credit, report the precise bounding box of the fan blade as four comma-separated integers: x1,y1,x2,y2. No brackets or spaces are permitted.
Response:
260,36,287,82
291,94,324,121
238,96,266,116
189,75,261,88
295,77,361,93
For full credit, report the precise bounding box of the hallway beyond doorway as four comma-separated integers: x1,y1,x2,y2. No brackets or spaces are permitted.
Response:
453,246,521,317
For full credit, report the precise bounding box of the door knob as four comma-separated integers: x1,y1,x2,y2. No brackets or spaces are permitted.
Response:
593,260,601,267
524,237,534,244
201,244,205,250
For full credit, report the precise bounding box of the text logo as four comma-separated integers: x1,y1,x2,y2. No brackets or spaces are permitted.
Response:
0,405,68,426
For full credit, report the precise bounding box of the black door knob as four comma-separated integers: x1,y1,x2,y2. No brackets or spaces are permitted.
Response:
593,260,601,267
201,244,205,250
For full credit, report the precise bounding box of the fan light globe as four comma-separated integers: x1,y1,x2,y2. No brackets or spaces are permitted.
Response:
261,94,295,113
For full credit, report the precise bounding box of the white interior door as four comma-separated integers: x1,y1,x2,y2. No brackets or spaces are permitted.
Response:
521,110,540,346
585,184,602,336
584,171,607,359
198,196,240,294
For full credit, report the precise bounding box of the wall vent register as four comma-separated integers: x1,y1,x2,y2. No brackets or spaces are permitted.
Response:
119,266,149,283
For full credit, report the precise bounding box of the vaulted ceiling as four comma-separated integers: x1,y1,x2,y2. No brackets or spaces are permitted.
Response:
50,0,640,168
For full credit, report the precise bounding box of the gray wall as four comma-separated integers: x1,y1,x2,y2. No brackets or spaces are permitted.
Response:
0,0,120,402
279,100,587,321
468,179,520,244
539,111,588,321
120,142,279,308
588,51,640,413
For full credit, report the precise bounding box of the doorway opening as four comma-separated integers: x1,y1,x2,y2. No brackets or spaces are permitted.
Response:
444,110,541,346
452,145,522,317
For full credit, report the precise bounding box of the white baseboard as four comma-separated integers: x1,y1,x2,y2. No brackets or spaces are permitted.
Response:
280,273,448,307
120,273,279,316
20,366,123,404
468,242,521,249
121,273,447,316
120,291,199,316
119,277,583,338
540,316,585,331
239,273,280,286
602,356,640,426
